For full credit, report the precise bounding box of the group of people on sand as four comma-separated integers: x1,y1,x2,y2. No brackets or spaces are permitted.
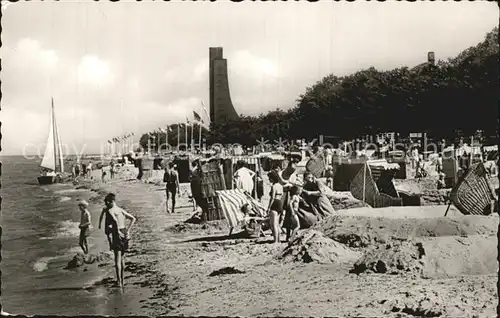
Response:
235,160,336,244
77,193,136,288
71,160,94,181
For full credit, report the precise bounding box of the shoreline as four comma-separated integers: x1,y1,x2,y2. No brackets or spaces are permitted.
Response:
21,163,498,316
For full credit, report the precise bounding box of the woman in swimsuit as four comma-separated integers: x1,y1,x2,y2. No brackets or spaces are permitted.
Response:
267,170,284,243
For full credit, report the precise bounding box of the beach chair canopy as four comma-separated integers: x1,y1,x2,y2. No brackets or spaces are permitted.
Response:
216,189,267,229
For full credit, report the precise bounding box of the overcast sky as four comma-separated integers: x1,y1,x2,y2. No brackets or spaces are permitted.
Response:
1,1,497,155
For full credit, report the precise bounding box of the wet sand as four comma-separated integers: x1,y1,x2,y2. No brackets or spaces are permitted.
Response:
61,165,498,316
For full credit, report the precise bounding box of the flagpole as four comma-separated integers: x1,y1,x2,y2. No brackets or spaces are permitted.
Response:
185,120,188,152
191,123,194,152
131,133,135,153
199,123,202,150
157,130,161,153
177,124,180,152
165,125,169,152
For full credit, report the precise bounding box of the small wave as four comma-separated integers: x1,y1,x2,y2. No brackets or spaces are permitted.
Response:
33,256,58,272
58,196,71,203
53,189,87,195
1,310,15,316
40,220,80,240
66,243,98,255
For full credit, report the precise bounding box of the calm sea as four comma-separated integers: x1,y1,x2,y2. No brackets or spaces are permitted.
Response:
0,155,128,315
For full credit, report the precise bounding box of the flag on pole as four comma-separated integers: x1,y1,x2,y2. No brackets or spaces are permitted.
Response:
450,162,496,215
201,100,210,121
158,127,165,133
193,111,201,122
186,117,191,126
107,140,112,144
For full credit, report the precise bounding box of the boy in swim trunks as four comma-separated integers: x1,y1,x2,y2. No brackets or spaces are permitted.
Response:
78,200,92,254
100,193,136,288
98,199,114,251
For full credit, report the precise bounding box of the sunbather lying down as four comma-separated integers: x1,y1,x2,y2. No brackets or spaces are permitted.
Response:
230,203,269,239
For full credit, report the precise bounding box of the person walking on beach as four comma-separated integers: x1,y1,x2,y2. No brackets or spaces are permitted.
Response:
78,200,91,254
81,162,87,179
98,197,114,251
72,162,81,182
163,162,179,213
101,193,136,288
135,153,144,181
86,161,93,179
109,159,116,179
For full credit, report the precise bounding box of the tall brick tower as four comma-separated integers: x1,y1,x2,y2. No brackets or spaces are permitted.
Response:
209,47,239,124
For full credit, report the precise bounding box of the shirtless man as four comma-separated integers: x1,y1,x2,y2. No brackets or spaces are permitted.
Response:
99,193,136,288
163,163,180,213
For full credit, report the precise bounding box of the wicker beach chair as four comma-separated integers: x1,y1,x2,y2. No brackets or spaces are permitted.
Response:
449,162,496,215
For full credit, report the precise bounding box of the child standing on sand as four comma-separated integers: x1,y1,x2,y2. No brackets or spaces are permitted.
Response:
285,186,301,243
78,200,92,254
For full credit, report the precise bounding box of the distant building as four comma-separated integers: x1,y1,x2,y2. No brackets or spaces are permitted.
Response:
209,47,239,124
411,51,436,72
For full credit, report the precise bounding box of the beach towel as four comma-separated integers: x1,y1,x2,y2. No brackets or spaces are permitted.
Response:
234,167,255,193
216,189,267,229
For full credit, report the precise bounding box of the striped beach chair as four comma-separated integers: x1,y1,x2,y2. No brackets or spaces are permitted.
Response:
215,189,267,234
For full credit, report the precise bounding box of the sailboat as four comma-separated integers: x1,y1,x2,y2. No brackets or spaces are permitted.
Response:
38,98,65,185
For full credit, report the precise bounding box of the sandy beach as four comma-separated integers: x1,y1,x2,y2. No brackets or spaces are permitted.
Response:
54,164,498,317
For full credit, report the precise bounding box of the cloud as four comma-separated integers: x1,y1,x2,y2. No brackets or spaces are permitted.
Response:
230,50,279,79
77,55,114,87
2,38,59,71
14,38,59,69
164,58,208,85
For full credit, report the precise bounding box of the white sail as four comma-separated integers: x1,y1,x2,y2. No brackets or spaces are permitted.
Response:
54,112,64,173
40,110,56,171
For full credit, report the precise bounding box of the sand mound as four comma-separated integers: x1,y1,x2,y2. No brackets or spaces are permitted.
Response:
169,220,229,234
64,252,113,269
209,267,246,277
329,192,370,210
336,205,463,218
384,297,445,317
351,235,498,278
420,235,498,279
351,239,425,275
184,212,203,224
277,230,361,264
317,214,497,248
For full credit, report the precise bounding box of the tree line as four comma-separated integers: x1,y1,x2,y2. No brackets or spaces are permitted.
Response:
205,27,498,147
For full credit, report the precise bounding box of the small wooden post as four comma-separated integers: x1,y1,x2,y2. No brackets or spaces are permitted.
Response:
362,163,366,204
230,158,234,190
254,157,259,200
444,201,452,217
